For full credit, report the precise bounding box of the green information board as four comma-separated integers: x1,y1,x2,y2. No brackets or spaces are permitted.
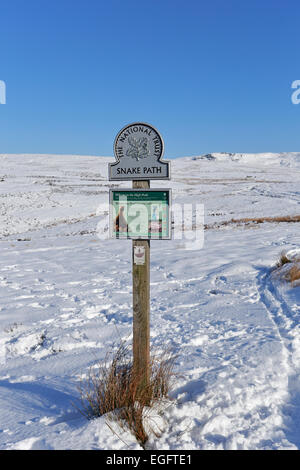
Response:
109,189,171,239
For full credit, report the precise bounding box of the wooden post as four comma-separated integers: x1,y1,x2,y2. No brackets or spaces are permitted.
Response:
132,179,150,390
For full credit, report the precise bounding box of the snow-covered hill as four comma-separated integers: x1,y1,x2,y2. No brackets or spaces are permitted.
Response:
0,152,300,449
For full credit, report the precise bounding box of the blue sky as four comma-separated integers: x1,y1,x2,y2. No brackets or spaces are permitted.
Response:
0,0,299,157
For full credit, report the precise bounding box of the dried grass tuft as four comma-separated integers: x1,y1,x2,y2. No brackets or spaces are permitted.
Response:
276,251,291,268
76,342,177,447
288,265,300,285
272,251,300,287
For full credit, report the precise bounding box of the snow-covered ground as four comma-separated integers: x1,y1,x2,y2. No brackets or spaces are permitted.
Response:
0,152,300,450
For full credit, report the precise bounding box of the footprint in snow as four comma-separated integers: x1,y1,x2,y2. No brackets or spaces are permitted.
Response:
6,437,53,450
164,272,175,279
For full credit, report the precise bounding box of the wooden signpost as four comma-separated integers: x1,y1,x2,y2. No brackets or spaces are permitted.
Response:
132,180,150,387
109,123,170,388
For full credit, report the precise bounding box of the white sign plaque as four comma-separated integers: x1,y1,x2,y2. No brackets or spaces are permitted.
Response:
134,246,146,265
109,122,170,180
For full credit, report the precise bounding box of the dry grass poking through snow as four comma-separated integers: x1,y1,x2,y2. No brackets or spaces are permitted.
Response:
288,265,300,285
76,342,177,447
232,215,300,225
273,251,300,287
276,251,293,268
206,215,300,230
